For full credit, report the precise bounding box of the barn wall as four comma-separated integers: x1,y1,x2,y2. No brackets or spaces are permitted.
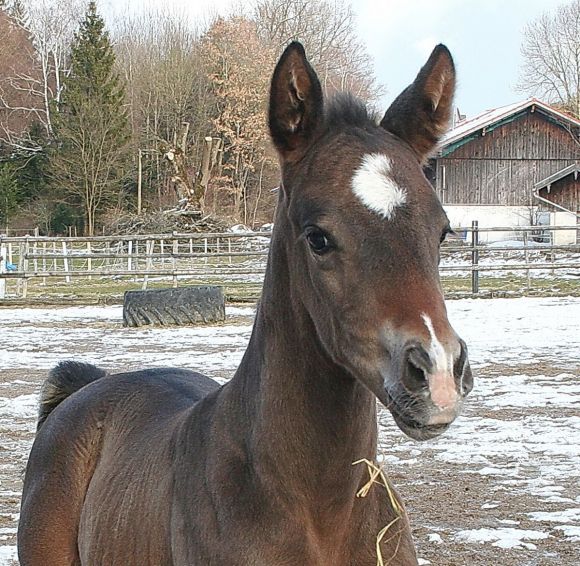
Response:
443,205,533,243
550,212,577,245
436,111,580,206
538,175,580,212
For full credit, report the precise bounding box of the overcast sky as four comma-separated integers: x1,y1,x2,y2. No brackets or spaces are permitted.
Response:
101,0,566,118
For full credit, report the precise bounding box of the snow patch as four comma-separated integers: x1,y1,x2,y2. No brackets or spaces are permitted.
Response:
528,508,580,524
428,533,443,544
454,527,549,549
0,546,17,562
0,394,38,419
555,525,580,542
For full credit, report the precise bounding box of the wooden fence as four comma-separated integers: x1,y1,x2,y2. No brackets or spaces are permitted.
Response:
0,225,579,300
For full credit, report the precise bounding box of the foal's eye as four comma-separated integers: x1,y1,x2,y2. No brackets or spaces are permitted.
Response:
305,227,332,255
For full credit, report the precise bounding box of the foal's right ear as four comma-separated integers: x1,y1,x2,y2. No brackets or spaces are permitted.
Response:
269,42,323,161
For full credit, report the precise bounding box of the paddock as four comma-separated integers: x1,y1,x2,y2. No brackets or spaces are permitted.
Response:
0,297,579,565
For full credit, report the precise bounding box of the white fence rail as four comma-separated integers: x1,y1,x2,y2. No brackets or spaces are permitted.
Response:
0,225,578,300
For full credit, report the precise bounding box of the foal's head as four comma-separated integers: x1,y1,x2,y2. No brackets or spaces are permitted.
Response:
268,43,472,440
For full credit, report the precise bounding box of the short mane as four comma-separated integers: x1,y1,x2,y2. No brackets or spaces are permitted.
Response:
323,92,379,132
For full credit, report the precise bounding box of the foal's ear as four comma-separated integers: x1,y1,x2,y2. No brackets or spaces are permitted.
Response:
269,42,323,161
380,44,455,163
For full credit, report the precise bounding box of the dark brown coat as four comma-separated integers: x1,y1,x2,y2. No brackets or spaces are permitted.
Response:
18,42,472,565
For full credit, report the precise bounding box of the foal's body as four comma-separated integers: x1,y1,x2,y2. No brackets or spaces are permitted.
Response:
19,42,472,565
22,324,413,564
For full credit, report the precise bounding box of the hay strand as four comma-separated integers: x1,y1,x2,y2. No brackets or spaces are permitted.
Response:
353,458,403,566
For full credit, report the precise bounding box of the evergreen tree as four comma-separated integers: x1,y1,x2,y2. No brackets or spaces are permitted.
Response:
51,1,129,235
0,163,20,230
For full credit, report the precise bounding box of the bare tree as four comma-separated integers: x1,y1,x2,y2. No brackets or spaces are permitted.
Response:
0,7,41,149
113,9,215,207
518,0,580,118
16,0,87,136
253,0,382,102
202,16,277,223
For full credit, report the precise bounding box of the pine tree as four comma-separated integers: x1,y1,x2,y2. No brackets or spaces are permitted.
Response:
0,163,20,230
51,1,129,235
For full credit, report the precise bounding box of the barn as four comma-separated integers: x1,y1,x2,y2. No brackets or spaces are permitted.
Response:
534,163,580,244
429,98,580,242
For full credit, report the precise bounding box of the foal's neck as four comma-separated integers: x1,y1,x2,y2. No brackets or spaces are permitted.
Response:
230,232,378,506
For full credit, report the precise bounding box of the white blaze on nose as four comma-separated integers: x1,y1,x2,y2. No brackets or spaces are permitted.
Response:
421,314,458,410
351,153,406,220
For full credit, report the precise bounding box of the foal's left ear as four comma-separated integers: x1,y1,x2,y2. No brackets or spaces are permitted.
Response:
269,42,323,162
380,45,455,163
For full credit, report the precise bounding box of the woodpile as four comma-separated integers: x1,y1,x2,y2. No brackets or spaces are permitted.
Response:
108,210,229,235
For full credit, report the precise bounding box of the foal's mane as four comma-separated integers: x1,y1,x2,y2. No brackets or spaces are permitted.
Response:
323,92,379,133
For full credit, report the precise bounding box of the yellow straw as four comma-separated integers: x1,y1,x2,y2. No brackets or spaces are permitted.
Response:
353,458,403,566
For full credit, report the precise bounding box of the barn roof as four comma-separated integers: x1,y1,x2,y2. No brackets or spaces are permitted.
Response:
534,163,580,192
440,98,580,156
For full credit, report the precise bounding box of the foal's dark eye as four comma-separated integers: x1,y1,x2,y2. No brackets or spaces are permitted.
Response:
305,227,332,255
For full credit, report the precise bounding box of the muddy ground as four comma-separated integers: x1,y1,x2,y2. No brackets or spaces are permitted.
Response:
0,299,579,565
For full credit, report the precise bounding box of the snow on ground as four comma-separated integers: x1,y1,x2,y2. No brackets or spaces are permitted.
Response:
0,305,252,377
0,297,579,564
454,527,549,550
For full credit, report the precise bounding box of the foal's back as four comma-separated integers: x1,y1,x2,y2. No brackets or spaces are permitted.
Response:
18,365,220,565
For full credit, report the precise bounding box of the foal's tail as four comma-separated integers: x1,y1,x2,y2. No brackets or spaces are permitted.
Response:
37,361,107,431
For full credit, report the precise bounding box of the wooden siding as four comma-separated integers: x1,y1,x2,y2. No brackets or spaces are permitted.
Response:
435,111,580,206
539,175,580,212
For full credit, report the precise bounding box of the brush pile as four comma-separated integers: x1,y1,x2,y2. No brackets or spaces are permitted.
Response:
105,210,229,235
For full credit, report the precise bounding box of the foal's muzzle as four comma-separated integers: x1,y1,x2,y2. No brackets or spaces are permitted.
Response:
385,338,472,441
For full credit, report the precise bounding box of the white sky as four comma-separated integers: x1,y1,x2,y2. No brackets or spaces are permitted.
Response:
100,0,566,118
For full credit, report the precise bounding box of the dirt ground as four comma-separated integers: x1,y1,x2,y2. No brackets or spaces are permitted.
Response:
0,301,579,565
385,362,580,566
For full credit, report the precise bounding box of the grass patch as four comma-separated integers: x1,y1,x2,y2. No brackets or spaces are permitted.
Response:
441,274,580,296
1,273,578,305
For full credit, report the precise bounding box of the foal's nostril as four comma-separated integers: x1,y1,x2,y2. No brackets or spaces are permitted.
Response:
454,339,473,396
403,345,432,393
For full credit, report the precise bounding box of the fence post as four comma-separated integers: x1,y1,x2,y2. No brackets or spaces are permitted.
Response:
471,220,479,295
172,239,178,288
142,239,153,290
62,241,71,284
16,240,24,296
106,240,111,270
42,241,47,286
128,240,133,273
33,239,38,274
22,238,30,298
0,242,6,299
523,231,531,290
87,242,92,281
